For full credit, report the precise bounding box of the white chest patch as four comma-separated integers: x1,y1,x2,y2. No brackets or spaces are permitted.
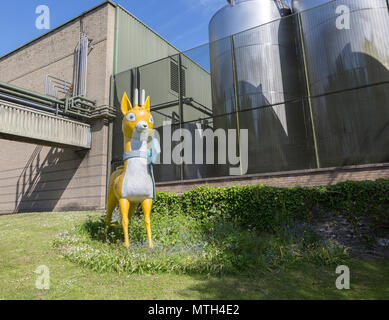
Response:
121,157,153,202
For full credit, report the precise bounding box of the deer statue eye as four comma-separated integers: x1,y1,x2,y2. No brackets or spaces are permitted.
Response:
126,113,136,121
149,115,154,124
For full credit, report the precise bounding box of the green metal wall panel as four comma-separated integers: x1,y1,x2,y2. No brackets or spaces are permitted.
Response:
180,55,212,123
138,57,178,107
114,5,179,74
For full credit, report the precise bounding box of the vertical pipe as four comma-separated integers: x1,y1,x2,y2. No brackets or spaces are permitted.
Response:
134,88,139,106
79,34,82,96
81,33,85,96
130,69,135,103
230,35,243,175
80,34,84,96
297,12,321,168
113,7,120,75
106,7,120,206
136,67,140,91
83,34,86,95
84,34,89,96
106,75,114,202
80,33,84,96
75,32,81,96
78,33,81,95
44,75,48,96
178,54,184,180
79,35,82,96
141,89,146,106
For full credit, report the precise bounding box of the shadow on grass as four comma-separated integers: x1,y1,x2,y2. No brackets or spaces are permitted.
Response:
177,259,389,300
83,216,124,244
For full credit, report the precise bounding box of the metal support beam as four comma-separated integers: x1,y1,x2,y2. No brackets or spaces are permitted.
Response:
297,13,321,169
231,35,243,175
178,54,184,181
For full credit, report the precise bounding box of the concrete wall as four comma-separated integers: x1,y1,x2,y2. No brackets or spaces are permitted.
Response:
0,2,116,214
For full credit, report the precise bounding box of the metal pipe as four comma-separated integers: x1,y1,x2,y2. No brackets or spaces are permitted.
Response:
134,88,139,106
185,101,214,117
0,87,59,107
44,75,48,97
73,32,81,96
48,76,70,96
71,95,95,104
150,100,179,111
0,81,60,103
49,78,71,88
178,54,184,180
230,35,243,175
0,94,65,115
46,74,72,84
72,32,89,97
79,34,83,96
82,33,88,96
141,89,146,106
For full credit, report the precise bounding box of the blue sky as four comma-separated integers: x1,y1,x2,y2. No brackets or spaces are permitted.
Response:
0,0,227,57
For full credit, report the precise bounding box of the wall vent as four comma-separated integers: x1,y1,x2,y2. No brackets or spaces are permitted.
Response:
170,60,186,97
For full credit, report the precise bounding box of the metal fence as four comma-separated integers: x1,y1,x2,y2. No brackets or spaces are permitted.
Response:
111,0,389,182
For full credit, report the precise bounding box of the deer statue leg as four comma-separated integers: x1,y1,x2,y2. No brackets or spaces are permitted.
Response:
119,198,130,248
105,188,117,227
127,203,138,240
141,199,153,248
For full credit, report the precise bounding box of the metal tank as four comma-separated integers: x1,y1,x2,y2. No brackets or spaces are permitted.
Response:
292,0,389,167
209,0,317,175
292,0,329,12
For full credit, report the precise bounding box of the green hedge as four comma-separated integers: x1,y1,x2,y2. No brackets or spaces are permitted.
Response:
151,179,389,234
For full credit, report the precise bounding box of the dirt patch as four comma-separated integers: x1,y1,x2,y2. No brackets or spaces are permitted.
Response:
308,206,389,260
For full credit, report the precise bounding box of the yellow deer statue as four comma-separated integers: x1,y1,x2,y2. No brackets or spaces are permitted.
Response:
106,89,160,248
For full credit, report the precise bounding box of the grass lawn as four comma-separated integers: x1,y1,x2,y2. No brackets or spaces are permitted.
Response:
0,211,388,300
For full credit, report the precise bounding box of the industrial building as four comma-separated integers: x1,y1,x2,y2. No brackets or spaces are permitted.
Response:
1,0,389,214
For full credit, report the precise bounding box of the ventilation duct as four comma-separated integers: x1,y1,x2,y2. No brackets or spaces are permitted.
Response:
73,32,90,97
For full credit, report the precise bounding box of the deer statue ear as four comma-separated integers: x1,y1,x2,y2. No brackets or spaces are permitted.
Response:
144,96,150,111
121,92,133,115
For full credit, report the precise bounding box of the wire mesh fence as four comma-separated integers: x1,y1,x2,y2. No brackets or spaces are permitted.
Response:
111,0,389,182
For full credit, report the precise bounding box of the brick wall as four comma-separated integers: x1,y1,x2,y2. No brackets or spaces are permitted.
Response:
0,3,116,214
156,163,389,194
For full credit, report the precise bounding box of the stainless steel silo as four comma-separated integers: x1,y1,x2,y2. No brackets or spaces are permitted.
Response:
292,0,389,167
209,0,317,175
292,0,329,12
209,0,292,122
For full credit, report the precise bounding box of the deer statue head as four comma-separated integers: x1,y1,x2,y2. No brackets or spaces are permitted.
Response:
121,89,154,143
